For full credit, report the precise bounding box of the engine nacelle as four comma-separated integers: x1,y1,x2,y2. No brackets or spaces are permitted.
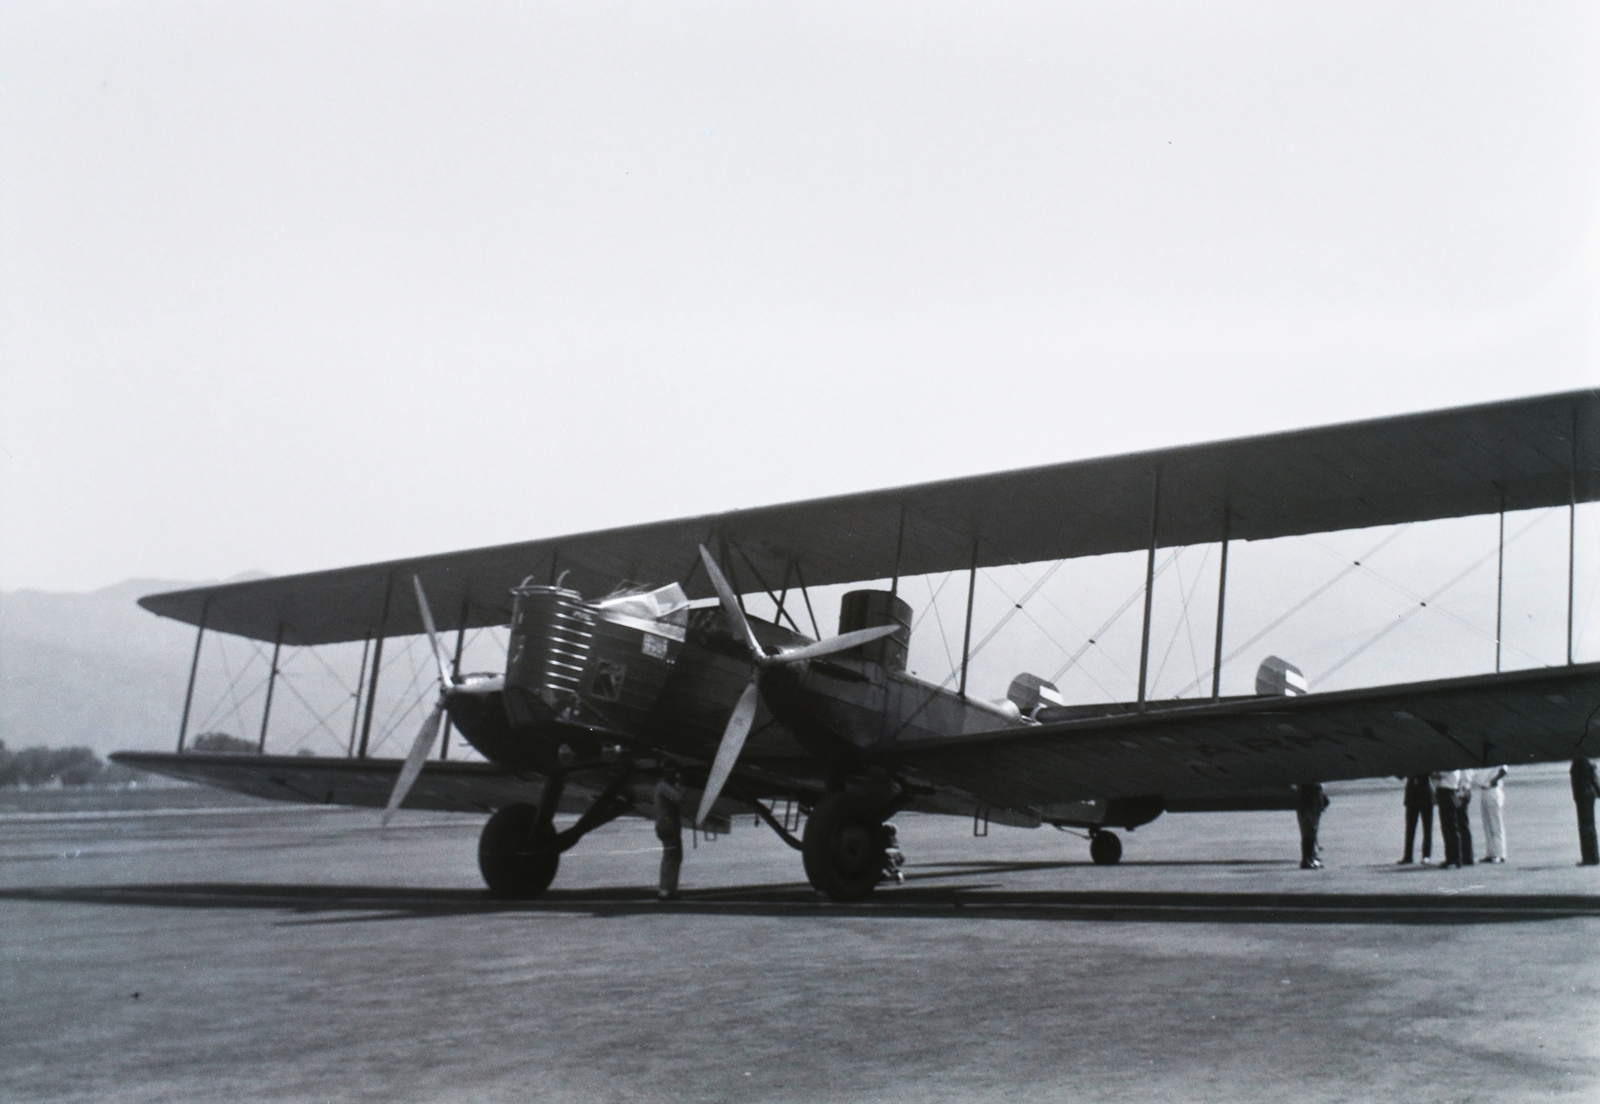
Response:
1007,672,1064,719
503,583,689,745
1255,655,1308,696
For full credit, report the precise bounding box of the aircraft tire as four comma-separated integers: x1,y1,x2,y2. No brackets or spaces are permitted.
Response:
802,792,886,902
1089,829,1122,865
478,803,561,899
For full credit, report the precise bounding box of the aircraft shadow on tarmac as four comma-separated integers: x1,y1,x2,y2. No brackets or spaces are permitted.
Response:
5,878,1600,926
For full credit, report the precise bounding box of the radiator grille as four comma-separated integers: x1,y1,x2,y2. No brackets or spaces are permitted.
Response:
506,587,594,704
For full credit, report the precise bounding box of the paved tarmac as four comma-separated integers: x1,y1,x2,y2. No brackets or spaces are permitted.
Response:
3,764,1599,1103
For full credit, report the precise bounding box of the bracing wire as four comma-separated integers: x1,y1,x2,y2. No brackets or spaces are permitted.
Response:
960,556,1124,699
1150,545,1213,698
1049,552,1180,686
273,669,358,754
298,642,360,699
922,572,959,682
963,558,1067,665
262,646,359,752
1171,525,1410,697
195,636,270,738
1313,511,1556,682
1180,544,1213,691
369,636,436,756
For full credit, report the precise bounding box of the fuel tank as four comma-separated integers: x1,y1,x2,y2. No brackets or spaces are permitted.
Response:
837,590,912,672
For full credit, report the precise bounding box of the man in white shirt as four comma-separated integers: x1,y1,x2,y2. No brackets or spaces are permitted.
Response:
1475,767,1508,863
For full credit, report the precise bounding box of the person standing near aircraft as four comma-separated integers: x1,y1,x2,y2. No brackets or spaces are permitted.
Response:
1432,770,1475,868
882,823,906,884
1295,783,1328,869
1571,759,1600,866
1431,770,1463,867
1399,774,1434,865
655,770,685,900
1475,766,1508,864
1455,773,1474,867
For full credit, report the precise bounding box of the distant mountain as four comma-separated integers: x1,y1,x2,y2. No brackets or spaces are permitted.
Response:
0,576,269,756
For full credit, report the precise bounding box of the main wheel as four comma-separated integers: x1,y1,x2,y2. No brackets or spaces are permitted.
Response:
1089,829,1123,865
478,803,561,899
802,792,887,902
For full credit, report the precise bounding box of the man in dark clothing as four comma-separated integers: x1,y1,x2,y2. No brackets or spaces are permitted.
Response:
1432,770,1473,868
1400,774,1433,865
1571,758,1600,866
1455,780,1474,867
655,771,684,899
1296,783,1329,869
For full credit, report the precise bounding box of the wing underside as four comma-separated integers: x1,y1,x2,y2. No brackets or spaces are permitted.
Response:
109,751,818,819
112,752,560,814
136,389,1597,646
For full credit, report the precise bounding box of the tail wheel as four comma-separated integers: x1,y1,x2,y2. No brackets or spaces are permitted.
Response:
802,792,886,902
478,803,561,899
1089,829,1123,865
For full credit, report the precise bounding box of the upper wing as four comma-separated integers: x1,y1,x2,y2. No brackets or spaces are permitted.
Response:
879,663,1600,809
111,752,549,813
137,390,1596,645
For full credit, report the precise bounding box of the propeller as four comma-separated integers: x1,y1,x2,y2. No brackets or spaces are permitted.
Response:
694,546,900,827
382,576,456,826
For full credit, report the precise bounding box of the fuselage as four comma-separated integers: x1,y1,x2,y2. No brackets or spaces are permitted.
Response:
442,583,1020,782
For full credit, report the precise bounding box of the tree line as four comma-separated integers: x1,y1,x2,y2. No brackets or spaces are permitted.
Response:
0,732,264,788
0,741,128,787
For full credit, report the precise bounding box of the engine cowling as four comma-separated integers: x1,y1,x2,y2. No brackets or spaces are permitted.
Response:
502,582,689,750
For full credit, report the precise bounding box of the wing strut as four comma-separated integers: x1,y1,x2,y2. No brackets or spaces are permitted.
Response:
1210,508,1230,700
1137,467,1161,707
177,595,210,754
357,573,395,758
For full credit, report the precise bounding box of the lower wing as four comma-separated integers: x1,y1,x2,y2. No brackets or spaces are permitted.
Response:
880,662,1600,810
111,751,551,813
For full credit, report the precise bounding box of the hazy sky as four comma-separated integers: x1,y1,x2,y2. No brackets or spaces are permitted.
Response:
3,1,1597,594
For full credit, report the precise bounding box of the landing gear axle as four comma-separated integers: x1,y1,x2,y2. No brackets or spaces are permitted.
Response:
802,791,891,902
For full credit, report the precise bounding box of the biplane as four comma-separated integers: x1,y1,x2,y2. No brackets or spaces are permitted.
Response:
116,390,1600,901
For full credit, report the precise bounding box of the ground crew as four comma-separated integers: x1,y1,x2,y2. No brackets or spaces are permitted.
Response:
1399,774,1433,865
1571,758,1599,866
1296,783,1328,869
1431,769,1473,868
655,770,684,900
1475,766,1508,863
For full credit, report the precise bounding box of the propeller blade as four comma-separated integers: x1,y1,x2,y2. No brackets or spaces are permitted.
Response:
696,679,760,827
382,702,446,826
776,623,901,664
412,575,452,688
698,546,764,660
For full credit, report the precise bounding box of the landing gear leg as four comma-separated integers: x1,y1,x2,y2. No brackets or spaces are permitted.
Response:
477,766,637,900
1089,828,1123,865
802,791,889,902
